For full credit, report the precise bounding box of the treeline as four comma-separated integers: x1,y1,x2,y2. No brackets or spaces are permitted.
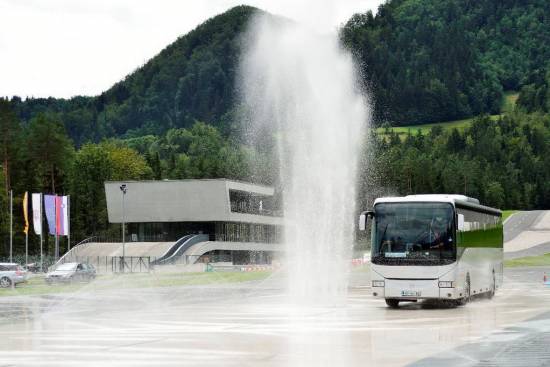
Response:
365,111,550,209
341,0,550,125
517,69,550,113
0,99,259,259
3,99,550,257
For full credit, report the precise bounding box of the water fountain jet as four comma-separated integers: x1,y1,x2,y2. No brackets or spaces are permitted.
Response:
240,13,370,306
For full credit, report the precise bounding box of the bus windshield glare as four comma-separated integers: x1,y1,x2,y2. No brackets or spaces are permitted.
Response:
372,203,455,265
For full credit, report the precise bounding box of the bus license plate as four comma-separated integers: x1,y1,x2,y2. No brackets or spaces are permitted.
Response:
401,290,421,297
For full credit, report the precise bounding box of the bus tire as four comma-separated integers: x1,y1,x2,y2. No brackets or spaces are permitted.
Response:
457,275,470,306
385,299,400,308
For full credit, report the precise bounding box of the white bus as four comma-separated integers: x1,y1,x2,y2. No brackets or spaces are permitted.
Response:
359,194,503,308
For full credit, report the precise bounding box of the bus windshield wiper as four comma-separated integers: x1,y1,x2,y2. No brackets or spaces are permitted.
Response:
379,223,389,248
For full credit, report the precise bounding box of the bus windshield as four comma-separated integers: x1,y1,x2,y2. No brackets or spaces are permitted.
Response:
372,202,455,265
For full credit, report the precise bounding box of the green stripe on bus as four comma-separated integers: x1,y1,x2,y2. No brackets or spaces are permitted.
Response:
457,226,503,248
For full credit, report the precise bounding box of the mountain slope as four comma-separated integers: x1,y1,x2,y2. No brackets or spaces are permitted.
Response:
100,5,258,136
10,0,550,140
342,0,550,126
94,5,256,138
11,5,260,145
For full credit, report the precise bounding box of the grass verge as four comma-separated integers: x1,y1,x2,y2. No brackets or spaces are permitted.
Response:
375,114,501,138
502,210,517,222
504,253,550,268
0,271,271,298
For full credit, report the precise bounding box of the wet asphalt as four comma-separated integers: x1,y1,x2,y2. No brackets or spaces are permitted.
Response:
0,214,549,366
0,266,549,366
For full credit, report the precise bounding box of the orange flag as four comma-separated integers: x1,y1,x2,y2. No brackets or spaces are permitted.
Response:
23,192,29,235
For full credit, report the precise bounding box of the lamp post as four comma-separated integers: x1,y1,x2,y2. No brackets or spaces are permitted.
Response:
120,184,127,272
9,190,12,263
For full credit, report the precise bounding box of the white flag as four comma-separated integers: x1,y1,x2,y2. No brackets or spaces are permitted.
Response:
32,193,42,235
60,196,69,236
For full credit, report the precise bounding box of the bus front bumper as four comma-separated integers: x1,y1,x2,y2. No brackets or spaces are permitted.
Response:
372,279,460,300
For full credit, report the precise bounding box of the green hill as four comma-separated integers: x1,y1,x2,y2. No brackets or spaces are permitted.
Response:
8,1,550,141
342,0,550,126
3,2,550,256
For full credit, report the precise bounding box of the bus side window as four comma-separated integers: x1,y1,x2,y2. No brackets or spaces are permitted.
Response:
457,214,465,231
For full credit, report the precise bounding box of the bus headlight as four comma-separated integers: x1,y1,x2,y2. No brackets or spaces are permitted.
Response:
438,281,454,288
372,280,385,287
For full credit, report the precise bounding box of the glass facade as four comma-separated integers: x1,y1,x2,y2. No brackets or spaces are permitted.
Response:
127,222,215,242
126,221,280,244
197,250,274,265
215,222,281,243
229,189,280,216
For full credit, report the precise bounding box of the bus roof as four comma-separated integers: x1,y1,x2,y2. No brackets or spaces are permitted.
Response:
373,194,502,216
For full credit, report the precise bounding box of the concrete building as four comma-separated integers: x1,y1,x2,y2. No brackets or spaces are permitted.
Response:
56,179,283,270
104,179,283,245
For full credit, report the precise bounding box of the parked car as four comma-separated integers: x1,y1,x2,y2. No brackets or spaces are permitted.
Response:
45,262,96,284
25,263,42,273
0,263,28,288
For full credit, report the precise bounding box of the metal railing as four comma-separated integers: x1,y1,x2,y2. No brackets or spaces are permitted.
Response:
112,256,151,273
59,255,156,274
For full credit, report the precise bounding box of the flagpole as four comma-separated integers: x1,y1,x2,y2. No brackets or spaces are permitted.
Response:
9,189,12,263
25,230,28,266
67,195,71,252
40,193,44,272
55,194,59,261
25,193,28,266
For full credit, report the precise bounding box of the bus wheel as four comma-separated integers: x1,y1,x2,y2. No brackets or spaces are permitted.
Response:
457,275,470,306
487,271,496,299
385,299,400,308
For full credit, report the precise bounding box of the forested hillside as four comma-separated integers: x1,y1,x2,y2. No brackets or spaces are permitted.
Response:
3,1,550,258
9,0,550,142
364,111,550,211
342,0,550,125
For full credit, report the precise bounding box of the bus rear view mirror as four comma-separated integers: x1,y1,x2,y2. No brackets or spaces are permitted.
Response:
359,213,367,231
359,211,374,231
457,214,465,231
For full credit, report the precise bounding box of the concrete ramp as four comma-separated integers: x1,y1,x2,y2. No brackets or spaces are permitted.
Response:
504,210,550,259
56,241,175,271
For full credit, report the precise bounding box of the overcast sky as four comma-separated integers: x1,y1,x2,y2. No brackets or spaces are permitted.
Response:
0,0,383,99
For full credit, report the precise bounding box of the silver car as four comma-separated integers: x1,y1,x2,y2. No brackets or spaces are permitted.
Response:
45,262,96,284
0,263,28,288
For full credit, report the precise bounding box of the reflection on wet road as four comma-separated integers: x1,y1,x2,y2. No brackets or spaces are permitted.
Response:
0,267,549,366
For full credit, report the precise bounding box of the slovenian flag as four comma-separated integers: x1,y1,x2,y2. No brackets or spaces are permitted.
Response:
55,196,69,236
44,195,69,236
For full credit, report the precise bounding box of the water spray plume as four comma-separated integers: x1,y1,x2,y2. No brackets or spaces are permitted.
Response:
240,13,370,306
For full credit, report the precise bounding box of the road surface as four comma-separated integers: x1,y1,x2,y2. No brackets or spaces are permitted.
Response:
0,267,549,366
0,212,548,366
504,210,550,259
